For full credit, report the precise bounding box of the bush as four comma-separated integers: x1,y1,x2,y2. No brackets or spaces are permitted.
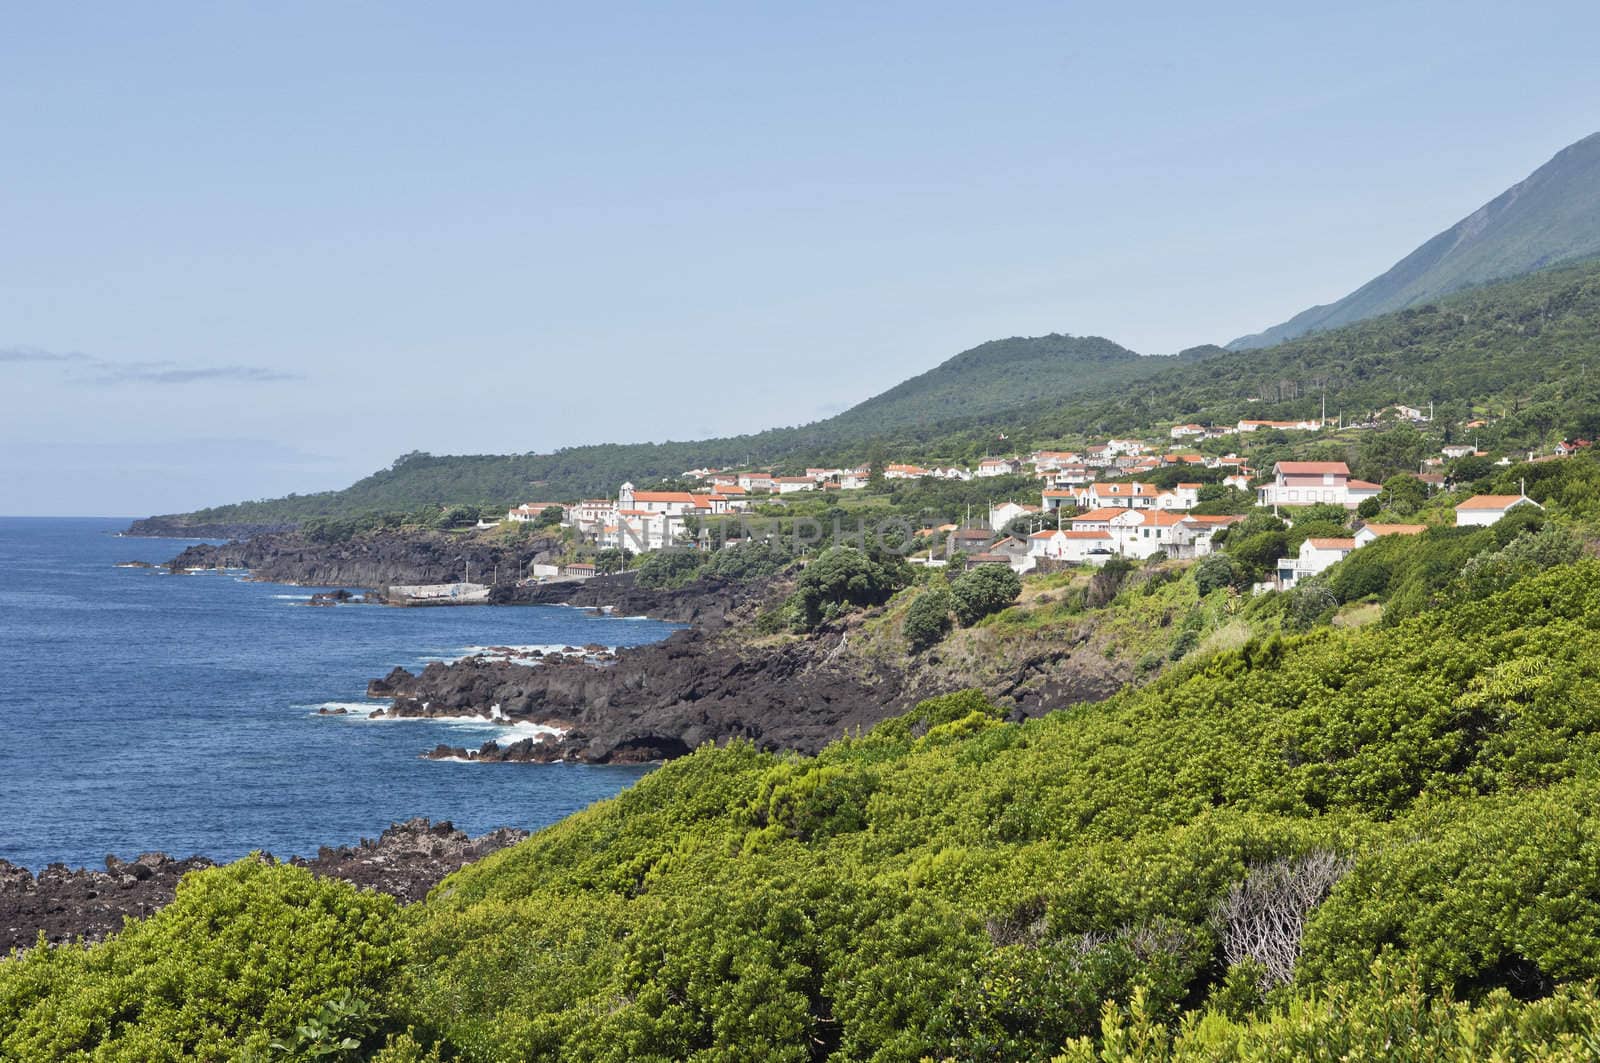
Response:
949,565,1022,626
903,588,956,651
789,547,911,630
634,549,707,589
1194,552,1241,596
702,541,793,584
594,548,629,574
0,860,408,1061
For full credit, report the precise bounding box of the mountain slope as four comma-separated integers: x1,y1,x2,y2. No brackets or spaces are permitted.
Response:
151,256,1600,528
1231,131,1600,349
139,335,1181,528
817,333,1157,434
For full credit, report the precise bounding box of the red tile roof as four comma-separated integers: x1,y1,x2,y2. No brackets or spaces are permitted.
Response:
1457,494,1536,510
1275,461,1350,475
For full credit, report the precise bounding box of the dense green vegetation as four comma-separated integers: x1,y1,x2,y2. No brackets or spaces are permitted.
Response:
1232,130,1600,349
14,550,1600,1058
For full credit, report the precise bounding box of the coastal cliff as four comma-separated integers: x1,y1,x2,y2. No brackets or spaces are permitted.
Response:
124,516,296,539
380,585,1131,764
165,527,563,590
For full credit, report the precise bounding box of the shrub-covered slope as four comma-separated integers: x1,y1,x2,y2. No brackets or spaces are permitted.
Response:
13,560,1600,1058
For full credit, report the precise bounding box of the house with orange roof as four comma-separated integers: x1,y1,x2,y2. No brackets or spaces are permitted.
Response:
506,502,572,524
1352,522,1427,547
1455,494,1541,527
1257,461,1381,510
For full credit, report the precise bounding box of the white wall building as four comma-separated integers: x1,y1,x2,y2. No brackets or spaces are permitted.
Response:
1256,462,1381,510
1455,494,1541,527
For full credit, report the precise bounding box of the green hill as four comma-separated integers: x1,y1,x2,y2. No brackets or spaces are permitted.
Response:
1230,131,1600,349
816,333,1161,434
159,255,1600,529
146,336,1184,527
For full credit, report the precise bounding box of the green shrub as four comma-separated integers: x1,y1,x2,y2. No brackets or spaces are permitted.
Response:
904,587,956,651
950,565,1022,626
633,549,707,589
0,860,408,1061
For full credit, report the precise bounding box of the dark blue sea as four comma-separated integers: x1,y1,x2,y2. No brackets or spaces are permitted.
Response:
0,517,678,871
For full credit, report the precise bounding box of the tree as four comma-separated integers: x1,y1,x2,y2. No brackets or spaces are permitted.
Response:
790,548,910,630
1194,552,1241,596
1356,497,1381,520
903,589,956,651
635,550,707,589
594,548,629,574
1378,475,1427,516
535,505,564,529
950,565,1022,626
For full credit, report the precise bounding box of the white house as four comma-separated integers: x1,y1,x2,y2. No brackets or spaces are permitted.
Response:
1028,527,1116,565
988,501,1040,531
774,476,817,494
1169,424,1206,439
1455,494,1541,527
507,502,571,524
1274,537,1356,590
1070,508,1188,560
837,471,870,490
1352,523,1426,547
1256,462,1381,510
884,464,931,480
570,499,617,531
1042,487,1077,512
976,457,1020,478
1441,444,1478,459
1105,439,1145,457
1170,514,1243,559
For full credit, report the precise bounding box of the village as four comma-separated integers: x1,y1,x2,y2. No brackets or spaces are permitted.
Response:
502,409,1576,594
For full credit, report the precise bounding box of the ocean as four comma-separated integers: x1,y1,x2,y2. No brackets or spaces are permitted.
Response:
0,517,679,870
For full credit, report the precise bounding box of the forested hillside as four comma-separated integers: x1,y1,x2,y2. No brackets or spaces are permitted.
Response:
11,553,1600,1058
1230,130,1600,349
160,255,1600,527
815,333,1171,435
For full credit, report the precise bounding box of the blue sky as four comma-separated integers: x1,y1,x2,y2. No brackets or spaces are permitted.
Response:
4,1,1598,515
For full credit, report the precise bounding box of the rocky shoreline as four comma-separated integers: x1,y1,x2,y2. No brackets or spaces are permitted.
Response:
152,527,1129,768
162,528,564,591
0,819,527,953
123,516,296,539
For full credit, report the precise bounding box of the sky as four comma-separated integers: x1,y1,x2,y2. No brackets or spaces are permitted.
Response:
4,1,1599,516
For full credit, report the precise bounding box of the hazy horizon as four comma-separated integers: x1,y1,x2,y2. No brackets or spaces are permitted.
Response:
6,1,1600,516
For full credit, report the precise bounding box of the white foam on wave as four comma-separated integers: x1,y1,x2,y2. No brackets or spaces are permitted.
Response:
308,701,377,716
321,701,567,740
420,644,614,666
273,593,314,600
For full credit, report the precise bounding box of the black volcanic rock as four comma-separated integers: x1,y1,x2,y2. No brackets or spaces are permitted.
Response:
124,517,294,539
165,528,562,590
0,819,527,953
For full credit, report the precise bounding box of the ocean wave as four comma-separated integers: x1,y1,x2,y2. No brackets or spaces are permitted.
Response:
421,644,614,666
